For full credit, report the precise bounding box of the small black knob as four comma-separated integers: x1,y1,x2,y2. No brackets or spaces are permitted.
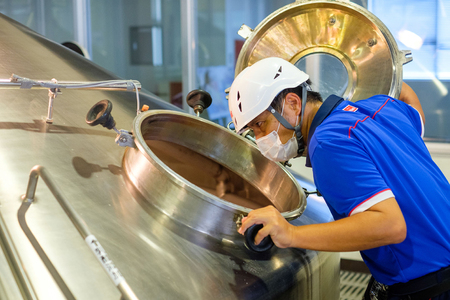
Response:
186,89,212,115
244,224,274,253
86,99,116,129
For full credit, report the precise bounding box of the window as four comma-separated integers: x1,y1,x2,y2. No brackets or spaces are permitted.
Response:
370,0,450,80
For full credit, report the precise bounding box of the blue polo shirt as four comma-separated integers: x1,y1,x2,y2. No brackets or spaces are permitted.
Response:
308,94,450,285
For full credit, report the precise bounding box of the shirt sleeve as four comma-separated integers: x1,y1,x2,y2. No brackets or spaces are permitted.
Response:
392,98,424,138
311,137,394,218
407,105,424,138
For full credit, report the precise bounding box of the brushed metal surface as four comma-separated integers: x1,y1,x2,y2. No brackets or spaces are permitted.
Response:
235,0,412,101
0,11,340,300
18,165,137,300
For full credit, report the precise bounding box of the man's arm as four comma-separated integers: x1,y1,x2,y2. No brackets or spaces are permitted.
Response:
238,198,407,252
399,82,425,124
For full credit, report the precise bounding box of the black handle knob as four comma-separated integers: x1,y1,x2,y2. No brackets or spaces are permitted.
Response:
244,224,274,253
186,89,212,115
86,99,116,129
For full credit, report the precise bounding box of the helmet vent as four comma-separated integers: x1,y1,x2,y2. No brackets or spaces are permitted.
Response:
237,91,240,101
238,102,242,112
274,66,282,79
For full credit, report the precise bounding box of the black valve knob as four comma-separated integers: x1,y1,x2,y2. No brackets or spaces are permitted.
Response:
244,224,274,253
186,89,212,115
86,99,116,129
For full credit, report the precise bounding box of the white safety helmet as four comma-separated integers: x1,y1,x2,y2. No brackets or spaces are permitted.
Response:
229,57,309,134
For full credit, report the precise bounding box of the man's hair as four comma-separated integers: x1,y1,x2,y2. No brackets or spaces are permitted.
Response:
270,79,323,113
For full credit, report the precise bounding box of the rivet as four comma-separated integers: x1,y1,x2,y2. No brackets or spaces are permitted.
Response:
368,38,377,47
329,17,336,26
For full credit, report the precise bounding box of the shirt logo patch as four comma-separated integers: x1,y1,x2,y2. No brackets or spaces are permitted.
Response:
343,105,358,112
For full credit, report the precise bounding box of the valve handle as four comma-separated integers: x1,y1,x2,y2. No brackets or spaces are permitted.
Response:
186,89,212,115
244,224,274,253
86,99,116,130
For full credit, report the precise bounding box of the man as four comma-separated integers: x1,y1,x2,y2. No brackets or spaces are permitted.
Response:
229,57,450,299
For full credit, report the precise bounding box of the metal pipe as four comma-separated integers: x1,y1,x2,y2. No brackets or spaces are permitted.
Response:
0,79,141,91
0,212,38,300
0,75,142,123
21,165,139,300
181,0,197,114
46,89,57,124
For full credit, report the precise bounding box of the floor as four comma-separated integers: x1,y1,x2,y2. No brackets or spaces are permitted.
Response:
340,270,371,300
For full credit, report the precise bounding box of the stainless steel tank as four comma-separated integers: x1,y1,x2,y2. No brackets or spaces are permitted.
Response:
0,10,340,300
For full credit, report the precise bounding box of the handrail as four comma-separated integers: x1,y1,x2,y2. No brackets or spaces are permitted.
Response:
0,212,38,300
18,201,76,300
19,165,139,300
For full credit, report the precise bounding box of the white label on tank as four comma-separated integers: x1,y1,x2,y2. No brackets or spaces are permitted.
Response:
85,235,125,286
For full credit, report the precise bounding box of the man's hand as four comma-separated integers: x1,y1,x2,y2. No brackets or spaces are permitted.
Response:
238,206,294,248
237,198,406,252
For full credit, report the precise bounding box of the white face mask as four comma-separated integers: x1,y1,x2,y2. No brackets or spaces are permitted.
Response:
255,101,299,162
256,131,298,162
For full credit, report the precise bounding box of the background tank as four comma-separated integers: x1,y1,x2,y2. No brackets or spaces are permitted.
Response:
0,12,339,300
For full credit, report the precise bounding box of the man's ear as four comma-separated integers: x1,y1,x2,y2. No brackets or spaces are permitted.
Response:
285,92,302,116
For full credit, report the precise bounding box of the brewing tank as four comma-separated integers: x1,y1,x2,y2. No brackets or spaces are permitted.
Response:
0,10,340,300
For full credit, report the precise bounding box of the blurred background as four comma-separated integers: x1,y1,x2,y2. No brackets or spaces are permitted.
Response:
0,0,447,141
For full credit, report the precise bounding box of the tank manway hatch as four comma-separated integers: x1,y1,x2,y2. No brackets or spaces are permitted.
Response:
123,110,306,242
235,0,412,102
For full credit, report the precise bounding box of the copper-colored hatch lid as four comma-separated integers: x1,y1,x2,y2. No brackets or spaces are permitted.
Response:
236,0,412,101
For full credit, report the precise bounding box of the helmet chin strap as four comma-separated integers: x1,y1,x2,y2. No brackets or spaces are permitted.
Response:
266,82,310,157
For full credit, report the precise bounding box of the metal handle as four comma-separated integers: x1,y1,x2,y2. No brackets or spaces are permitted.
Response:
19,165,139,300
0,212,38,300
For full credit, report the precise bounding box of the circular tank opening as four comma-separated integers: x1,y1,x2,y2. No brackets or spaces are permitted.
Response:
132,112,304,214
295,53,349,100
124,111,305,239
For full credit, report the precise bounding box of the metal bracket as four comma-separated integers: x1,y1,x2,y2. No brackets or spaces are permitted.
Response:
303,188,322,197
114,129,136,148
400,50,413,65
46,87,61,124
238,24,253,39
281,160,292,168
233,213,246,229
